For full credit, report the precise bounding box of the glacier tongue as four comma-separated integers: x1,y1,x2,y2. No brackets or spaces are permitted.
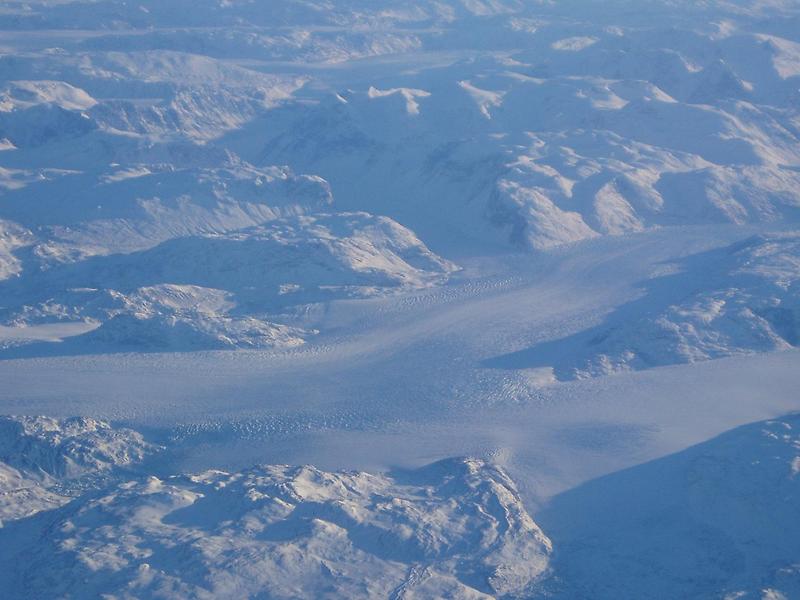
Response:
0,0,799,362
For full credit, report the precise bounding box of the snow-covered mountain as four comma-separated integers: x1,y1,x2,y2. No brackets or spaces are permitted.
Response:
1,0,798,360
2,413,799,599
0,212,456,352
0,416,158,523
486,230,800,379
539,415,800,599
1,2,800,598
0,431,551,599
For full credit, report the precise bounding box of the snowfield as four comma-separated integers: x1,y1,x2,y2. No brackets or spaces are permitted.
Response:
1,0,799,598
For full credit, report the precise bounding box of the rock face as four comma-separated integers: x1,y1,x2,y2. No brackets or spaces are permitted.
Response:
3,457,551,599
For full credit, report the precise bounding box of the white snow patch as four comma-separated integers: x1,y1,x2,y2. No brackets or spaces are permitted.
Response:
551,37,599,52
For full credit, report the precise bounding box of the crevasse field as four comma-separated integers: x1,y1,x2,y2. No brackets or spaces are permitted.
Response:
0,1,799,598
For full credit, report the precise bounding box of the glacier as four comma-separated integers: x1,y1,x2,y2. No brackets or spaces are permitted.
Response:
0,0,799,598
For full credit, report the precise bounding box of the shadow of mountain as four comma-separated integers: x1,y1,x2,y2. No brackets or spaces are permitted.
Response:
536,414,800,599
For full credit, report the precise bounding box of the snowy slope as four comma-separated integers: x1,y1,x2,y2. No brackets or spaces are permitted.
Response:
2,411,799,599
0,415,156,480
229,1,800,252
1,0,799,359
539,415,800,599
0,219,31,281
0,460,65,524
3,162,334,264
